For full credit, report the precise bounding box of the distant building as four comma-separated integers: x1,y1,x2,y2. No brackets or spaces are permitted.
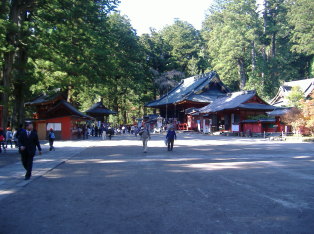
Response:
271,78,314,107
195,90,276,133
86,102,116,122
146,71,278,134
145,71,230,123
25,93,93,140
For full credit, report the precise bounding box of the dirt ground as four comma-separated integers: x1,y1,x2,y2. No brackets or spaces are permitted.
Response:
0,133,313,233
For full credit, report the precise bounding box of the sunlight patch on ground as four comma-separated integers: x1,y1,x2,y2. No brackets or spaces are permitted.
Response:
293,156,312,159
173,160,284,171
93,160,127,164
44,133,309,150
0,189,16,196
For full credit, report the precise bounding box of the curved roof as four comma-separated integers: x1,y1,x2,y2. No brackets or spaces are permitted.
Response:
270,78,314,106
86,102,117,115
198,90,275,113
145,71,230,107
46,100,94,120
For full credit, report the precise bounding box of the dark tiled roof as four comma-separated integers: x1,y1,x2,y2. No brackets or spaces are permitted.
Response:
47,100,94,119
198,90,275,113
86,102,117,115
25,93,65,106
145,71,230,107
238,103,276,110
267,108,292,116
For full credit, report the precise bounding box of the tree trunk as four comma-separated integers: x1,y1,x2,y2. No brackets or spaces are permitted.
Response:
2,52,14,128
13,82,25,127
237,58,247,90
153,88,157,114
12,8,31,128
2,0,21,128
271,32,276,58
122,94,127,124
251,41,256,72
67,85,73,103
12,46,28,128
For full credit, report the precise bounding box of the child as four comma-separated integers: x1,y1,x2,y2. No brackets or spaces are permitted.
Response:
48,128,56,151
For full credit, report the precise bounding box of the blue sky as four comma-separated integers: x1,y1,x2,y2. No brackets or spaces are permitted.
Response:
117,0,215,35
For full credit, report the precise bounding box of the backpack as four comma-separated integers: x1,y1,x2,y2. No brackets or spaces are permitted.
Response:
49,132,55,139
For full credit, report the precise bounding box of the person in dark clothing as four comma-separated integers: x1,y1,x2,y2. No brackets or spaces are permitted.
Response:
107,127,114,140
95,126,99,137
19,123,42,180
0,128,5,153
15,124,24,150
48,128,55,151
166,126,177,151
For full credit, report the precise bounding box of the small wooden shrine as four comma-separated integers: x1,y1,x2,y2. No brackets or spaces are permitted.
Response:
86,102,116,122
25,93,93,140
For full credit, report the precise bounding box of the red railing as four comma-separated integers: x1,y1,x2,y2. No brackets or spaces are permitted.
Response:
177,123,188,130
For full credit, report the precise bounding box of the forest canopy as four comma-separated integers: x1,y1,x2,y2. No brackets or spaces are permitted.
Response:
1,0,313,127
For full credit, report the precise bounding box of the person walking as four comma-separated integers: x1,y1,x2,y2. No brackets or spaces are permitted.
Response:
102,125,106,140
15,124,24,152
0,128,5,153
107,127,114,140
18,123,42,180
166,126,177,151
140,126,150,153
5,127,13,148
48,128,55,151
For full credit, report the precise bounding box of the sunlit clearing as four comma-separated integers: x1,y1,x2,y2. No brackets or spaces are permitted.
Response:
44,174,64,179
293,156,312,159
94,160,127,164
67,159,127,164
175,160,282,171
0,189,16,196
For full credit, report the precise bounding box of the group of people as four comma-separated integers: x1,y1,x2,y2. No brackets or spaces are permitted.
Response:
0,127,19,153
1,120,178,180
76,122,178,153
76,124,145,140
76,124,115,140
138,125,177,153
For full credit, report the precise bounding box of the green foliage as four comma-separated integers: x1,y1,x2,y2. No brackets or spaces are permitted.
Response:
287,0,314,56
1,0,313,127
202,0,260,90
160,20,206,76
201,0,312,100
287,86,304,108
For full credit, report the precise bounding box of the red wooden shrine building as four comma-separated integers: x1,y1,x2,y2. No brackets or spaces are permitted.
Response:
146,71,281,134
145,71,230,126
193,90,279,133
25,93,93,140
